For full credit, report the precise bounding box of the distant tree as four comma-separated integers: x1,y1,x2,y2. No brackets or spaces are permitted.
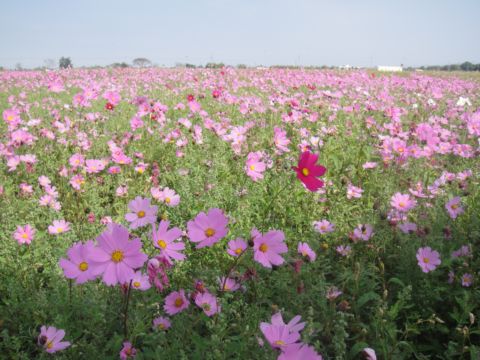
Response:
15,62,23,70
460,61,475,71
59,57,73,69
44,58,56,69
237,64,247,69
111,62,129,68
205,62,225,69
185,63,196,68
132,58,152,68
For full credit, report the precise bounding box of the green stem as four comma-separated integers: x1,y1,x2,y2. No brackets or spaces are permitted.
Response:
123,280,133,339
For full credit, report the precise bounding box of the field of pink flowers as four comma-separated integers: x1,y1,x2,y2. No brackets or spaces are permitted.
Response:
0,68,479,359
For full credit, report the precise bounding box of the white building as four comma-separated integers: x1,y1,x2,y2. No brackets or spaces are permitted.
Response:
377,65,403,72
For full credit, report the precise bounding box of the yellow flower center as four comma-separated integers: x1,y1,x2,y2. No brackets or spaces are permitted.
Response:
399,202,405,208
423,257,430,264
223,283,230,291
133,281,141,288
158,323,165,330
302,250,308,257
398,147,404,153
21,233,28,239
302,168,309,176
46,341,53,349
234,248,243,255
274,340,286,346
111,250,124,263
259,243,268,253
174,297,184,307
205,228,216,237
57,227,63,233
320,225,326,230
165,197,171,204
137,210,146,218
249,165,255,171
78,262,88,271
137,168,144,174
202,303,211,311
451,204,458,209
157,239,167,249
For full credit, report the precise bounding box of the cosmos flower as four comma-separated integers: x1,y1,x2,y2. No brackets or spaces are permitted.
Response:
38,326,70,353
293,151,326,192
13,224,35,245
278,343,323,360
48,220,71,235
390,193,416,212
119,341,136,359
130,271,151,291
194,291,221,316
313,220,335,234
416,247,441,273
152,220,185,262
218,277,240,292
259,323,300,350
253,230,288,268
227,238,247,257
187,208,229,248
87,223,148,286
445,197,464,219
347,184,363,199
164,289,190,315
125,196,158,229
152,316,171,331
352,224,374,241
298,242,316,262
59,241,97,284
245,152,267,182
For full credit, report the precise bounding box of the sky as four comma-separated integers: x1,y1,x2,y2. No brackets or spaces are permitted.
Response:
1,0,479,69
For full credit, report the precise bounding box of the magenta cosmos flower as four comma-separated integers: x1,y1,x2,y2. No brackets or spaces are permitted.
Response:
390,193,416,212
245,152,267,182
416,247,441,273
152,316,171,331
152,220,185,262
130,271,151,291
298,242,316,262
87,223,148,286
227,238,247,257
353,224,374,241
59,241,97,284
253,230,288,268
13,224,35,245
445,197,464,219
292,151,326,192
278,343,323,360
269,312,306,334
119,341,136,359
260,323,300,350
187,208,229,248
48,220,71,235
195,291,221,316
38,326,71,353
125,196,158,229
164,289,190,315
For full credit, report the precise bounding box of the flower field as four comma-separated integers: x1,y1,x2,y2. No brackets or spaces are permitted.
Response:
0,68,479,359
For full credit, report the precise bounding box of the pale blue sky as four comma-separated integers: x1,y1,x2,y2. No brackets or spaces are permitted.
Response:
1,0,479,68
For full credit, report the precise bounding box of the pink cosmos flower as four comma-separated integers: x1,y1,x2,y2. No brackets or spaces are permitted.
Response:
69,153,85,168
461,273,473,287
352,224,374,241
227,238,247,257
187,208,229,248
347,184,363,199
164,289,189,315
59,241,97,284
270,312,306,334
445,197,464,219
253,230,288,268
152,316,171,331
298,242,316,262
362,162,378,169
119,341,136,359
147,256,171,292
336,245,351,257
38,326,71,353
130,271,151,291
69,174,85,190
48,220,71,235
293,151,326,192
313,220,335,234
155,187,180,207
245,152,266,182
87,223,148,286
416,247,441,273
218,277,240,292
260,323,300,350
363,348,377,360
326,286,343,300
85,159,106,174
274,126,291,153
125,196,158,229
103,91,121,106
152,220,185,262
195,291,221,316
390,193,416,212
398,222,417,234
13,224,35,245
278,343,323,360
